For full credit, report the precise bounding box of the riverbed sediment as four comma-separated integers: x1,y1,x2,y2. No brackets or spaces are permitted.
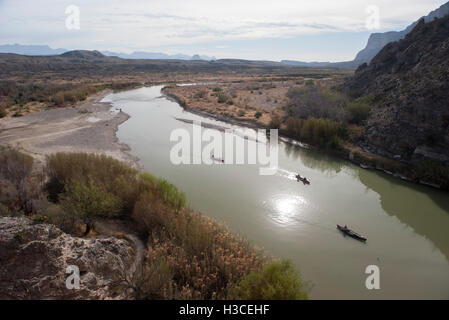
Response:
0,90,140,169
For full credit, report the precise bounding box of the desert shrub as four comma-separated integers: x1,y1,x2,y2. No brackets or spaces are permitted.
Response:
230,260,308,300
286,84,372,124
305,79,314,86
110,82,140,91
268,115,282,129
131,259,174,299
61,179,124,224
129,184,268,300
0,107,7,118
41,203,77,234
285,117,345,149
217,93,229,104
254,111,262,119
140,173,186,210
213,87,222,92
45,152,139,202
133,209,268,300
194,89,208,99
347,100,372,124
0,203,12,217
45,153,186,224
63,91,77,104
52,92,65,107
238,110,245,117
41,152,301,300
0,148,43,213
0,148,34,189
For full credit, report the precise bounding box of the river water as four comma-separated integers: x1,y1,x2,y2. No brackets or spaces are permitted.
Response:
103,86,449,300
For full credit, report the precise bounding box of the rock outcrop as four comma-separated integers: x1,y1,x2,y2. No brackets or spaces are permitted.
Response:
345,15,449,163
0,217,135,299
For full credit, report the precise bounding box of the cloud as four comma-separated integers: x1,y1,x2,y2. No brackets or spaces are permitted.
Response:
0,0,447,60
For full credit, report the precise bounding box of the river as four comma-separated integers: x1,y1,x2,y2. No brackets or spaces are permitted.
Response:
102,86,449,300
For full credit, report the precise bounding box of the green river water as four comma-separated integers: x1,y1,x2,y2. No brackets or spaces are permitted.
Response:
103,86,449,299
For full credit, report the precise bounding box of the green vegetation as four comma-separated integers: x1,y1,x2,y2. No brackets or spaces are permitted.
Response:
217,92,230,104
285,117,347,149
230,260,308,300
0,150,308,299
286,84,373,125
0,107,6,118
268,115,282,129
0,80,140,111
0,147,38,214
254,111,262,119
304,79,314,86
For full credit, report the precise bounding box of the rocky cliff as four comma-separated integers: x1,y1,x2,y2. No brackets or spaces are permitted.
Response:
346,15,449,163
354,1,449,64
0,217,135,299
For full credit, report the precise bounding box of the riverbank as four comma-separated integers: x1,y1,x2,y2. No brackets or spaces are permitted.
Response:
109,85,449,299
0,89,140,169
162,86,447,191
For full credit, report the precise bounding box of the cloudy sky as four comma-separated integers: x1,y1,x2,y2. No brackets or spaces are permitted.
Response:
0,0,447,61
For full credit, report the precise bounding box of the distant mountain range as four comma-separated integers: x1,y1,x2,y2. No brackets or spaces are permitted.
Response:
102,51,215,61
0,44,67,56
0,44,216,61
283,1,449,69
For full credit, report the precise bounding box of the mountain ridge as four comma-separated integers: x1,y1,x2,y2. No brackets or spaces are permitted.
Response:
282,1,449,69
0,44,216,61
345,15,449,166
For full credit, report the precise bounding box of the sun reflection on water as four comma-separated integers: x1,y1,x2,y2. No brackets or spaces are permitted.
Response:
267,194,307,226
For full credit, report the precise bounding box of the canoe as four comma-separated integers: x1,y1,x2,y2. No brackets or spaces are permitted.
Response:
337,225,367,242
295,174,310,185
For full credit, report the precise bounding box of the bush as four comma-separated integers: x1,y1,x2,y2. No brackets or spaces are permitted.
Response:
0,148,40,213
45,152,139,203
268,115,282,129
230,260,308,300
61,178,124,224
0,107,7,118
285,117,345,149
305,79,314,86
254,112,262,119
0,148,34,188
52,92,65,107
37,152,298,299
347,100,372,124
286,84,373,124
217,93,229,104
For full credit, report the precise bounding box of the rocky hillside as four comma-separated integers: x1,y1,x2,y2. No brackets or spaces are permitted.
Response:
346,15,449,163
0,217,135,299
354,1,449,64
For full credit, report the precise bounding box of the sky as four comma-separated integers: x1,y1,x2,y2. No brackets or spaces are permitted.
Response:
0,0,447,61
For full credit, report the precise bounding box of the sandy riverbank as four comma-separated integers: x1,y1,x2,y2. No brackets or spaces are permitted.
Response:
0,90,139,169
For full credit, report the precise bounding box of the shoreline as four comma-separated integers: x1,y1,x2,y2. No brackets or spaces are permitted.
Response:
1,84,444,191
161,87,445,191
0,89,141,170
